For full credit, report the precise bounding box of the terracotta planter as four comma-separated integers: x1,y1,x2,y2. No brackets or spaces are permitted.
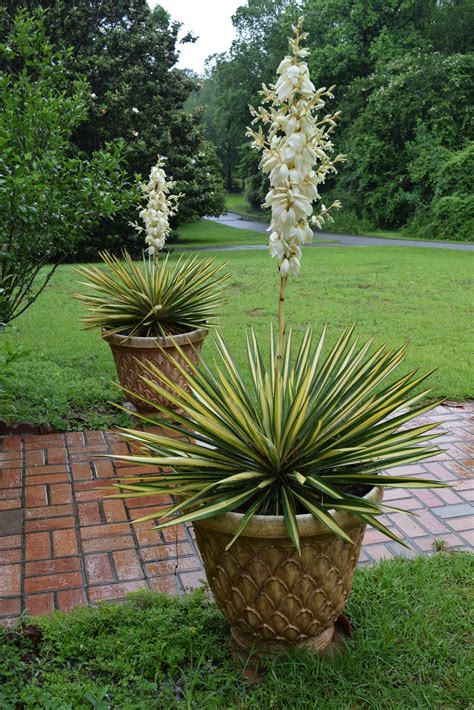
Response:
103,327,208,411
194,486,383,654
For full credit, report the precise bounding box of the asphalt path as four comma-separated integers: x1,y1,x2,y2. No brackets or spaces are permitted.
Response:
182,212,474,252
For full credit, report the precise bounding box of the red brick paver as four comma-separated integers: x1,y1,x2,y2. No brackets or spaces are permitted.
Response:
0,403,472,626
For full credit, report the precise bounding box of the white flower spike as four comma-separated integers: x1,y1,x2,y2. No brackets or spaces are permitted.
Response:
247,17,345,276
131,156,182,256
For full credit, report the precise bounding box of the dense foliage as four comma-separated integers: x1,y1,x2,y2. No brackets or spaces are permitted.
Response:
109,325,444,548
200,0,474,240
0,1,225,255
0,12,133,325
76,252,228,337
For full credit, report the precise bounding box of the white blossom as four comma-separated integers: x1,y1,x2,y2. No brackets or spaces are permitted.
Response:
247,17,345,276
131,156,182,255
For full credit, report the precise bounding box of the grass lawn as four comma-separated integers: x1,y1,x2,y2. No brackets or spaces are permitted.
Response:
175,219,266,248
1,244,472,430
1,553,471,708
224,191,269,222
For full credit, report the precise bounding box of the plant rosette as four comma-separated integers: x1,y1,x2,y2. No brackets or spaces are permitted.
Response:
104,22,446,655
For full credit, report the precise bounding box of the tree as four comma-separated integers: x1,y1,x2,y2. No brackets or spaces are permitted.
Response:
0,1,225,245
342,51,473,227
0,12,134,326
198,0,474,237
198,0,296,190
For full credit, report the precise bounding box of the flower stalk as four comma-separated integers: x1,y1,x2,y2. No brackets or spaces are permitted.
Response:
276,273,287,373
131,156,182,258
247,17,346,366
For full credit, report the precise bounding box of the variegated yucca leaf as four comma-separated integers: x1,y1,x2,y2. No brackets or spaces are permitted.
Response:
108,325,446,551
75,251,228,337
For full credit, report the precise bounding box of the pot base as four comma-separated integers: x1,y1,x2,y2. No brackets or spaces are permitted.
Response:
194,487,383,658
103,327,208,411
229,622,349,683
231,623,335,655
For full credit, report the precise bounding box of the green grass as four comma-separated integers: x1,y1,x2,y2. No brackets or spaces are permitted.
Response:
1,243,472,429
1,553,472,708
224,191,269,222
175,219,266,248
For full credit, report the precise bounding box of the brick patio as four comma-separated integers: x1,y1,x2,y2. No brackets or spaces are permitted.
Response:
0,402,472,626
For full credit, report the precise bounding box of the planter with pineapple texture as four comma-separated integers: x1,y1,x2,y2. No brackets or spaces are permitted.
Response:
103,327,208,411
194,486,383,654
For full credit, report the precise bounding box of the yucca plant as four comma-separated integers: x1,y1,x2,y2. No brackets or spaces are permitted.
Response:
103,21,446,654
109,324,445,550
75,250,227,338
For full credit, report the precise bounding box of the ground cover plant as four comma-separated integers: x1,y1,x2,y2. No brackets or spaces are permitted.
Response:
0,243,472,430
0,553,471,708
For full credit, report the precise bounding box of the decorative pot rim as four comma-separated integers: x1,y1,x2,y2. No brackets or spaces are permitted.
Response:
194,485,383,539
102,326,209,348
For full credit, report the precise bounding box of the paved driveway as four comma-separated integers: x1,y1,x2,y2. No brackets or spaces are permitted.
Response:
199,213,474,251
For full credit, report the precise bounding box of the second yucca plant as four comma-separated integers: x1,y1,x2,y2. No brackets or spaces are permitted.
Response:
76,156,227,410
76,251,226,338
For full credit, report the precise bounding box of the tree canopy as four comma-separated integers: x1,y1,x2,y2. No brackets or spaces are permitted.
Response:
0,1,225,253
199,0,474,239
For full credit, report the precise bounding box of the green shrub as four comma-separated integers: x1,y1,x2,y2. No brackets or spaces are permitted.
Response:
407,142,474,241
0,11,133,325
430,194,474,242
436,141,474,196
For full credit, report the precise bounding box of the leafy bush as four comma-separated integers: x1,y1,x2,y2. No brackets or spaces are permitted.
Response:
407,142,474,241
0,11,134,325
434,141,474,197
430,194,474,242
343,52,473,229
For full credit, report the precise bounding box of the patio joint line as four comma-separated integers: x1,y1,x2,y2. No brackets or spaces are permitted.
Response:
64,431,90,610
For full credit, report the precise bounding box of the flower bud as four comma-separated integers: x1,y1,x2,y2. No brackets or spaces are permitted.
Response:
280,258,290,277
288,256,300,275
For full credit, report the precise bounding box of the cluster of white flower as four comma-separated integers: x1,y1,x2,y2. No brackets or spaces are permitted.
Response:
247,17,345,276
132,156,181,255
